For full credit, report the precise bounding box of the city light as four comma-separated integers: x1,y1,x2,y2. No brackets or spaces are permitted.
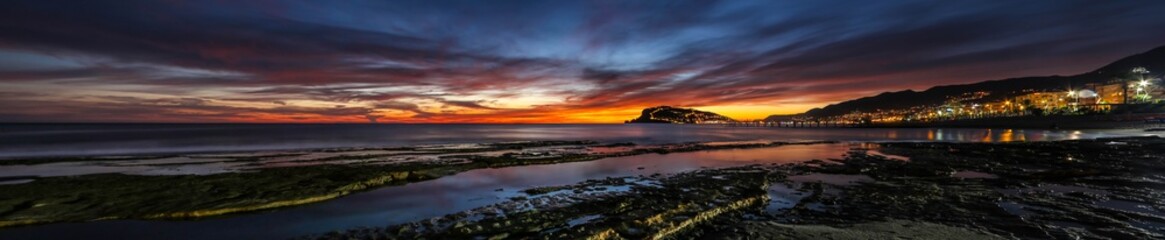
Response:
761,66,1159,125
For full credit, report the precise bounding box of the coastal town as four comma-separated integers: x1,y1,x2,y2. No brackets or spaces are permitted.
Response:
630,67,1165,128
811,67,1163,125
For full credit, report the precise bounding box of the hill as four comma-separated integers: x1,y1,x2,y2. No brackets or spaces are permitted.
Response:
626,106,735,124
793,45,1165,118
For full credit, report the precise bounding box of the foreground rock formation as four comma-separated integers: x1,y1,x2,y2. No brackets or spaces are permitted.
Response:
313,137,1165,239
0,140,829,228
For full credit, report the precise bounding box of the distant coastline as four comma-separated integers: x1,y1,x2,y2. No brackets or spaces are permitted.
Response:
721,113,1165,130
859,114,1165,129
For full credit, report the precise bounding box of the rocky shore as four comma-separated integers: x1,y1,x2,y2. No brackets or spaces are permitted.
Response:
311,136,1165,239
306,166,773,240
0,140,832,228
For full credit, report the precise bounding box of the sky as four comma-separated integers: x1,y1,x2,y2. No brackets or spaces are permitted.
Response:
1,0,1164,123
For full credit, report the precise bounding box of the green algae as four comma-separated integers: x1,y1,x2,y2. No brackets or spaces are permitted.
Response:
0,140,826,228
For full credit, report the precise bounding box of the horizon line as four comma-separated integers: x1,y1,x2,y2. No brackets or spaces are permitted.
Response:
0,122,632,125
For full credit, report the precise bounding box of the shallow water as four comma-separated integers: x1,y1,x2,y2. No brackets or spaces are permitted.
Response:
766,183,806,212
0,144,850,240
0,125,1159,239
2,124,1157,158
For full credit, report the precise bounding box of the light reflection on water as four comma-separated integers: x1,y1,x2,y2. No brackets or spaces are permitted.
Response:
1,124,1158,158
0,144,850,240
0,125,1160,239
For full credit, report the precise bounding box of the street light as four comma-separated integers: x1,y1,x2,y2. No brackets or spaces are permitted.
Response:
1065,90,1079,111
1129,67,1154,103
1130,79,1155,102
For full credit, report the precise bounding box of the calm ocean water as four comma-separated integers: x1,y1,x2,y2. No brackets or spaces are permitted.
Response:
0,124,1161,239
0,123,1157,158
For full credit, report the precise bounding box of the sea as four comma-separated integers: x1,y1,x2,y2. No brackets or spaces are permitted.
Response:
0,123,1156,159
0,123,1159,239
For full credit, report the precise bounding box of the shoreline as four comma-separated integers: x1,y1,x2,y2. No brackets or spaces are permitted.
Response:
863,114,1165,129
311,136,1165,239
0,140,836,228
3,126,1155,160
697,113,1165,129
3,136,1163,239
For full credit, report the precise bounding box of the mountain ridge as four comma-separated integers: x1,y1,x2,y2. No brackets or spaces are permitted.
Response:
784,45,1165,119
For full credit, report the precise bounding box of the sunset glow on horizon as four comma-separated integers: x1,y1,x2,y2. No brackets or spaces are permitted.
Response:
3,1,1164,123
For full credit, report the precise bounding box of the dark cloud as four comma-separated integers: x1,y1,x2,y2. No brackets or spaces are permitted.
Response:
0,94,379,122
436,99,497,110
1,0,1163,122
373,101,423,113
